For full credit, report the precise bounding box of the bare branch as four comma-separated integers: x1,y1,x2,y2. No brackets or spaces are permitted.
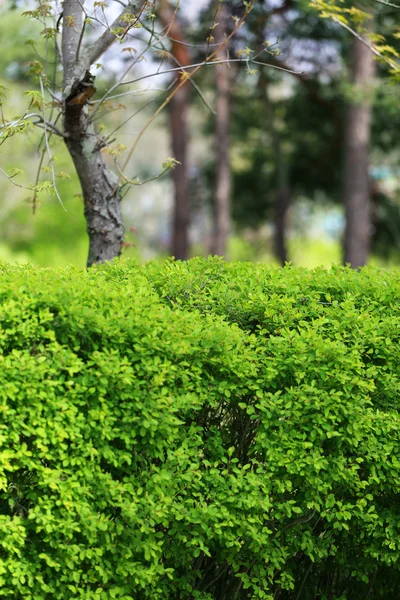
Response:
76,17,87,61
0,113,64,138
89,27,155,120
118,0,258,184
118,59,302,88
371,0,400,8
32,146,46,214
103,83,174,142
0,167,30,190
331,16,399,72
84,0,147,67
89,86,168,104
310,0,399,71
31,119,66,138
160,0,181,38
39,77,67,211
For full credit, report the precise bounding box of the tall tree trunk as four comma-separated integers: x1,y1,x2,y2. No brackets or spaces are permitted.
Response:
169,85,190,260
64,103,123,267
261,74,290,265
211,2,231,257
159,1,190,260
343,15,376,268
274,185,290,266
62,0,125,267
269,105,290,266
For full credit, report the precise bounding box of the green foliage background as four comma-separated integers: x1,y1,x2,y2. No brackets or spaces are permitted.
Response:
1,258,400,599
0,9,89,267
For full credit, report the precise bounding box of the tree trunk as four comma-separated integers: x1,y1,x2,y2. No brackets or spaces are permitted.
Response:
64,103,123,267
270,112,290,266
211,2,231,257
169,84,190,260
61,0,124,267
158,0,191,260
262,75,290,265
343,15,376,268
274,186,290,265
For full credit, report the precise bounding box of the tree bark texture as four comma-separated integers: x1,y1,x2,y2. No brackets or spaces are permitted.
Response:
64,103,123,267
343,16,376,268
211,2,232,257
159,0,191,260
61,0,147,266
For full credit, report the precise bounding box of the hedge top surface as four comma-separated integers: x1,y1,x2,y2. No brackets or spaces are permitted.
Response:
0,259,399,600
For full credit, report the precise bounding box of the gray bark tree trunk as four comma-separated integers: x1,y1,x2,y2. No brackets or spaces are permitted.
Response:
211,2,231,257
61,0,146,266
64,104,123,267
343,15,376,268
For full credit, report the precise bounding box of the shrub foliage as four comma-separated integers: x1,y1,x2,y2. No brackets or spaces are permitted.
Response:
1,258,400,599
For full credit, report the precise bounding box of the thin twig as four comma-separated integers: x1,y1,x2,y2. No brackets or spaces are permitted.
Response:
164,0,180,37
0,167,30,190
118,58,302,88
139,20,217,113
89,19,156,120
311,4,400,72
117,0,257,184
115,160,177,186
371,0,400,7
76,18,87,61
89,86,168,104
85,0,148,66
201,564,230,593
32,146,46,214
39,77,67,211
332,16,399,71
102,84,173,141
31,118,66,138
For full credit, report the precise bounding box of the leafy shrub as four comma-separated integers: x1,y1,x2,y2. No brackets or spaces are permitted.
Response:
1,258,400,599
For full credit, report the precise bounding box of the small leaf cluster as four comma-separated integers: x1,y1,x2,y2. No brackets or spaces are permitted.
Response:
1,259,400,599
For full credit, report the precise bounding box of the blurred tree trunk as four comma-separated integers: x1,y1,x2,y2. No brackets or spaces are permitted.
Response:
159,0,190,260
343,15,376,268
211,2,231,257
260,74,290,266
273,175,291,265
269,104,290,266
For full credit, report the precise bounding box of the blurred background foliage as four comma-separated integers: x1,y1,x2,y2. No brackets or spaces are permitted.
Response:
0,0,400,268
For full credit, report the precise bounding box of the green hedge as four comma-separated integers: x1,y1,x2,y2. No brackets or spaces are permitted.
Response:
1,258,400,599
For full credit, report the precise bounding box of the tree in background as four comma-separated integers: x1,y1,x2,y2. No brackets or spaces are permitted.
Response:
0,0,256,266
343,11,376,268
158,0,191,260
211,0,232,257
310,0,400,267
263,73,291,265
1,0,400,267
222,0,343,263
61,0,150,266
213,0,399,266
